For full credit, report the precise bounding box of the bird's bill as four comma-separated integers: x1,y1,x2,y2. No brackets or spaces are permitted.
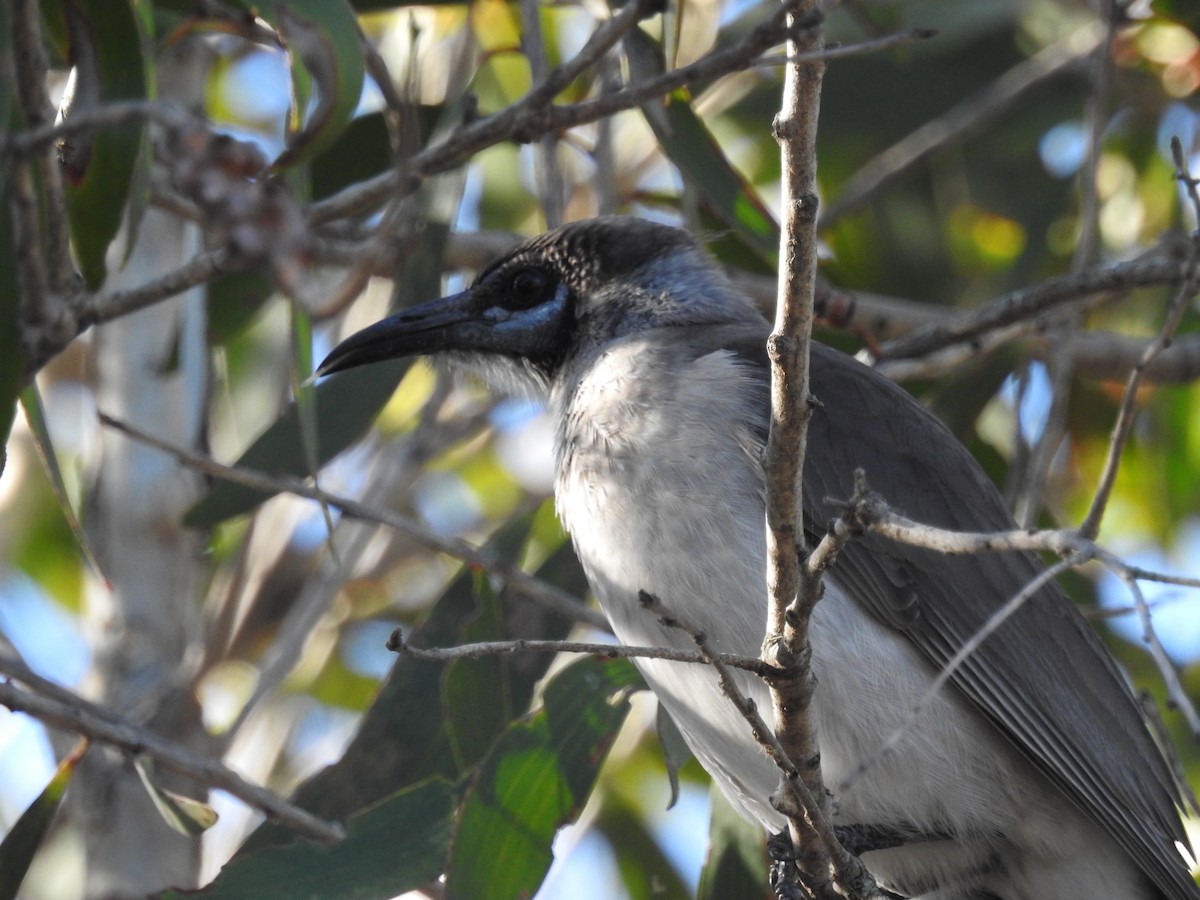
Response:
316,291,477,377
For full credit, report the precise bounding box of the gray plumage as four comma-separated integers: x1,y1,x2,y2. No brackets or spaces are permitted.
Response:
320,217,1198,900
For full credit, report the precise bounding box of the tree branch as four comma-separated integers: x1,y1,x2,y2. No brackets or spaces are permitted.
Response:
97,412,608,631
0,656,345,844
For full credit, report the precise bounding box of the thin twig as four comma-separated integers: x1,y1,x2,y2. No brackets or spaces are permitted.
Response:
876,243,1191,362
819,22,1104,227
97,412,608,630
0,658,345,844
634,592,822,825
837,557,1080,793
750,25,936,69
308,2,854,227
1119,572,1200,736
387,631,772,675
1012,1,1119,527
1079,144,1200,539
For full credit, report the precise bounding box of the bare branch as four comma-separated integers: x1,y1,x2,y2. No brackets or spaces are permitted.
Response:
1080,201,1200,536
1119,573,1200,737
97,412,608,631
519,0,565,227
764,5,882,898
387,630,772,676
819,23,1104,227
750,25,936,69
876,241,1192,363
0,656,346,844
838,557,1080,794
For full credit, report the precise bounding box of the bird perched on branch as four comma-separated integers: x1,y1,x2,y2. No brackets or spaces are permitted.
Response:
319,217,1198,900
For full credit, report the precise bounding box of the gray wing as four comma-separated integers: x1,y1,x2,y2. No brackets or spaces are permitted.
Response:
714,327,1196,900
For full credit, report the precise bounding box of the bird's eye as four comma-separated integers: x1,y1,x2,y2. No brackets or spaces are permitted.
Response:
508,268,552,309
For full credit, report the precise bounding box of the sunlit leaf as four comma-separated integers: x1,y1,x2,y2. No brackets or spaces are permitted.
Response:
0,741,86,900
222,0,366,170
133,757,219,837
60,0,151,289
444,656,642,900
19,386,109,588
185,222,450,527
177,778,456,899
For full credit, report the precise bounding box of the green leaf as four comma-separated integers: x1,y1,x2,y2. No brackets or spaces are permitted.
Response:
655,702,692,810
207,267,275,345
442,576,513,770
0,79,21,472
239,510,585,854
0,741,85,900
697,785,770,900
177,778,456,899
223,0,365,170
20,386,109,586
444,656,642,900
625,28,779,267
60,0,151,289
185,222,450,527
183,357,410,527
133,758,219,836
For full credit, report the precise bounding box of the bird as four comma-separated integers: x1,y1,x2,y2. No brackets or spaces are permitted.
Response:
318,217,1198,900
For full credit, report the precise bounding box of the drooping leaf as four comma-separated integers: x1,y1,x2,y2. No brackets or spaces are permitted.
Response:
442,574,513,770
133,757,219,836
0,48,21,471
594,790,694,900
444,655,642,900
624,27,779,267
207,267,276,345
19,386,109,587
222,0,365,170
697,785,771,900
185,221,450,527
655,702,692,810
0,741,86,900
60,0,152,289
174,778,456,899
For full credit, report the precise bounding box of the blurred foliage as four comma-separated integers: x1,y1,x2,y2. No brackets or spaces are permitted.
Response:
2,0,1200,898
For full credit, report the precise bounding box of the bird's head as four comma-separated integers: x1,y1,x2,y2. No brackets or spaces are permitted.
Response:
317,217,764,396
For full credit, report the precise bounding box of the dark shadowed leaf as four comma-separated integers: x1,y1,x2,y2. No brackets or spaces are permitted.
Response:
207,268,275,345
0,86,20,467
625,28,779,267
656,702,692,810
174,778,456,900
60,0,151,289
0,741,85,900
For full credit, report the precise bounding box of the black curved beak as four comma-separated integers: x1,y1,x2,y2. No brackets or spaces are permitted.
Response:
316,291,477,378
